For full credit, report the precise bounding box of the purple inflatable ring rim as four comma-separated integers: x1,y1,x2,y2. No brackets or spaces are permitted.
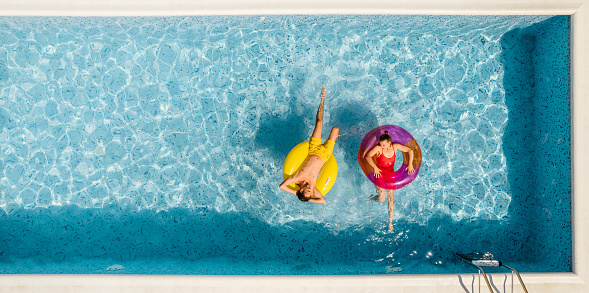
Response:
358,125,420,190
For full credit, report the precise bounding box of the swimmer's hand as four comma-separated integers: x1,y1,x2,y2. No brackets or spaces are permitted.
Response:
374,167,382,178
406,165,415,175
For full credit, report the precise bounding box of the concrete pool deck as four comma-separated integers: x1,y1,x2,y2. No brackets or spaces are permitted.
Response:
0,0,587,292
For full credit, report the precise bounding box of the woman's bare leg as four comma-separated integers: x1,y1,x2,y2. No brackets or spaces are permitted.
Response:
311,86,326,139
387,189,395,232
375,185,386,203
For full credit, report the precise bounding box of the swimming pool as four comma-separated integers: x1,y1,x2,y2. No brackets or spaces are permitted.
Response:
0,13,570,274
0,0,587,292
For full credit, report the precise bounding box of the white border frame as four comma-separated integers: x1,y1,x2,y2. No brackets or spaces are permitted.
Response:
0,0,587,292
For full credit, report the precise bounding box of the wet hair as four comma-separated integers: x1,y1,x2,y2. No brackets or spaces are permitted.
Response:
379,130,391,142
296,189,311,202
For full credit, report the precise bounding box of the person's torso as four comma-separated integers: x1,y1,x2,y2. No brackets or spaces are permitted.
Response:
377,147,396,168
295,155,324,185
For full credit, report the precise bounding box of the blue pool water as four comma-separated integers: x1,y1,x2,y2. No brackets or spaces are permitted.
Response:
0,15,570,274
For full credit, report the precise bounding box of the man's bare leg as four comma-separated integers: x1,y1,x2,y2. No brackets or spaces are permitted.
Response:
387,188,395,232
327,126,339,142
311,86,326,139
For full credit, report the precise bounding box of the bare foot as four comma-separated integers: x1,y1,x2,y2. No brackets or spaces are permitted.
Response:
321,86,326,100
388,222,393,232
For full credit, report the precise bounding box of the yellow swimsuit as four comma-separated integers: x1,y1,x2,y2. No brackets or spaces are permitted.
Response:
308,137,335,162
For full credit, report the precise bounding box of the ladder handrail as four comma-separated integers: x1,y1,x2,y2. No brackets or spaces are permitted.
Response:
501,264,529,293
456,253,528,293
456,254,494,293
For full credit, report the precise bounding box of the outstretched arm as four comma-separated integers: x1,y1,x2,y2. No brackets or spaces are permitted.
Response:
395,144,415,175
279,177,297,195
311,86,326,139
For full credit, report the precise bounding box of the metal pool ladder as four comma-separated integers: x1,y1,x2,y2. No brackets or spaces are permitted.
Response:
456,253,528,293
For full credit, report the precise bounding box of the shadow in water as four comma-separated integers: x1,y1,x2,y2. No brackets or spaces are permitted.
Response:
499,24,539,262
254,94,310,163
330,101,379,186
498,15,571,269
0,205,376,266
0,204,565,274
253,88,380,170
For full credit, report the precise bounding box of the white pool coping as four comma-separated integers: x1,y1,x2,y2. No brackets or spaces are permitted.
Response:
0,0,587,292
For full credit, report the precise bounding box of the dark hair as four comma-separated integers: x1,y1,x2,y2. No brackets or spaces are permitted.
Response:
379,130,391,142
296,190,311,202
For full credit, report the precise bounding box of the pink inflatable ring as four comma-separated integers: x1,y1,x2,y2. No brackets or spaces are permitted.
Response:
357,125,422,190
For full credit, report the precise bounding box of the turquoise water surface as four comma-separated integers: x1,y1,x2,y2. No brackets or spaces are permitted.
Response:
0,15,570,274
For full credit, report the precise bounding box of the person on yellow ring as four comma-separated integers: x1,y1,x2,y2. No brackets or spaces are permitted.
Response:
279,86,339,204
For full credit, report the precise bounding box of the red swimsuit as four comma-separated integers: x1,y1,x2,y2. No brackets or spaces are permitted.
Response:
376,150,396,169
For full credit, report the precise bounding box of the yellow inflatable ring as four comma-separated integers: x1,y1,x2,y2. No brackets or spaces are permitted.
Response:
282,141,338,197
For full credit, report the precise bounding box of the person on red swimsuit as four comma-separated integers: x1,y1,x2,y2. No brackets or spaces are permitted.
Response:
364,131,415,232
